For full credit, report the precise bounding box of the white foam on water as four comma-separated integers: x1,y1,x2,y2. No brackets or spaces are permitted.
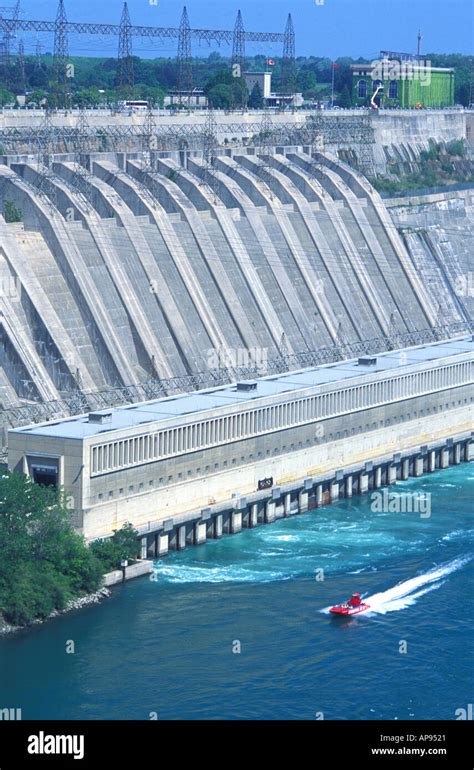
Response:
441,529,474,543
321,556,470,616
151,563,291,584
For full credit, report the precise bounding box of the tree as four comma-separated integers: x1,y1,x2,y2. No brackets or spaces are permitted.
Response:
207,83,232,109
337,84,352,108
248,82,263,109
0,87,14,106
90,523,140,572
27,89,48,107
0,473,103,626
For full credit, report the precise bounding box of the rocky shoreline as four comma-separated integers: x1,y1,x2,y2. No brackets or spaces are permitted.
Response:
0,586,111,636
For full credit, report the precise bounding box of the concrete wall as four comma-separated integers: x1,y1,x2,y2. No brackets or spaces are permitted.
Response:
103,560,153,586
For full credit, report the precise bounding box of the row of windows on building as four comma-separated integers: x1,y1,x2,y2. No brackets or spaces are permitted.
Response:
357,79,398,99
90,362,472,477
92,395,472,502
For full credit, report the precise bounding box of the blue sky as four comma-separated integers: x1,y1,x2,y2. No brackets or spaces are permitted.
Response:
19,0,474,59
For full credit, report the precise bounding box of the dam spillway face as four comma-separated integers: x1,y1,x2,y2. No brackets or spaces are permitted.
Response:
0,147,471,418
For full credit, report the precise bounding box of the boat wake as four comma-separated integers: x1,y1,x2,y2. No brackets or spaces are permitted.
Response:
322,556,470,615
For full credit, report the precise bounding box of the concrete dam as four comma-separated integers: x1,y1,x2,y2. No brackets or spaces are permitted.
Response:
0,140,472,414
2,109,474,543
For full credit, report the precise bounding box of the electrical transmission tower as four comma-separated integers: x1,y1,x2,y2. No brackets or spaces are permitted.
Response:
281,13,296,104
308,105,326,179
200,105,219,202
385,312,402,351
34,109,58,212
0,5,285,110
34,38,41,70
177,6,192,108
0,0,20,69
276,332,290,373
335,322,350,360
231,9,246,110
117,1,133,98
434,303,449,341
69,106,94,211
16,37,24,93
355,111,376,178
53,0,69,108
257,108,275,199
139,103,161,207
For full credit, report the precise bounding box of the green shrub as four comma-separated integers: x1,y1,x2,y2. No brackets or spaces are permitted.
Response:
446,139,466,158
3,199,22,223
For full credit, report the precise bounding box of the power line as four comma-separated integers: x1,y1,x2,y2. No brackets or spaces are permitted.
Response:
0,0,287,96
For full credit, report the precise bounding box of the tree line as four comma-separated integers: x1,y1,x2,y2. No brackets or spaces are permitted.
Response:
0,51,470,108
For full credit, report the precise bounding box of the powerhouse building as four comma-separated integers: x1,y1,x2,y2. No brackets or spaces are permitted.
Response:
351,52,455,108
8,337,474,541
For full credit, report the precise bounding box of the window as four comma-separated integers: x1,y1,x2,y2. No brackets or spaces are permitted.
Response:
389,80,398,98
358,79,367,98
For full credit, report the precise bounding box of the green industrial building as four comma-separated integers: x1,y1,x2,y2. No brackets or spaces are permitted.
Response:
351,51,455,108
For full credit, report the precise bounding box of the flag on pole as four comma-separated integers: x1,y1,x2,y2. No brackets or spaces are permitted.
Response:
267,58,275,66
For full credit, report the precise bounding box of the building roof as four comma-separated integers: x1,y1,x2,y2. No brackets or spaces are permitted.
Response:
10,337,473,441
350,63,455,73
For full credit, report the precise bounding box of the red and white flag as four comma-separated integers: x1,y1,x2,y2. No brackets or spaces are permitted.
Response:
267,58,275,66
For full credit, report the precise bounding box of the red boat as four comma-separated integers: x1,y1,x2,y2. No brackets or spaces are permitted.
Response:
329,602,370,616
330,592,370,615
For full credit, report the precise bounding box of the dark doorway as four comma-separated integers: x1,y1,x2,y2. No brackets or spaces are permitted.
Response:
32,466,58,489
